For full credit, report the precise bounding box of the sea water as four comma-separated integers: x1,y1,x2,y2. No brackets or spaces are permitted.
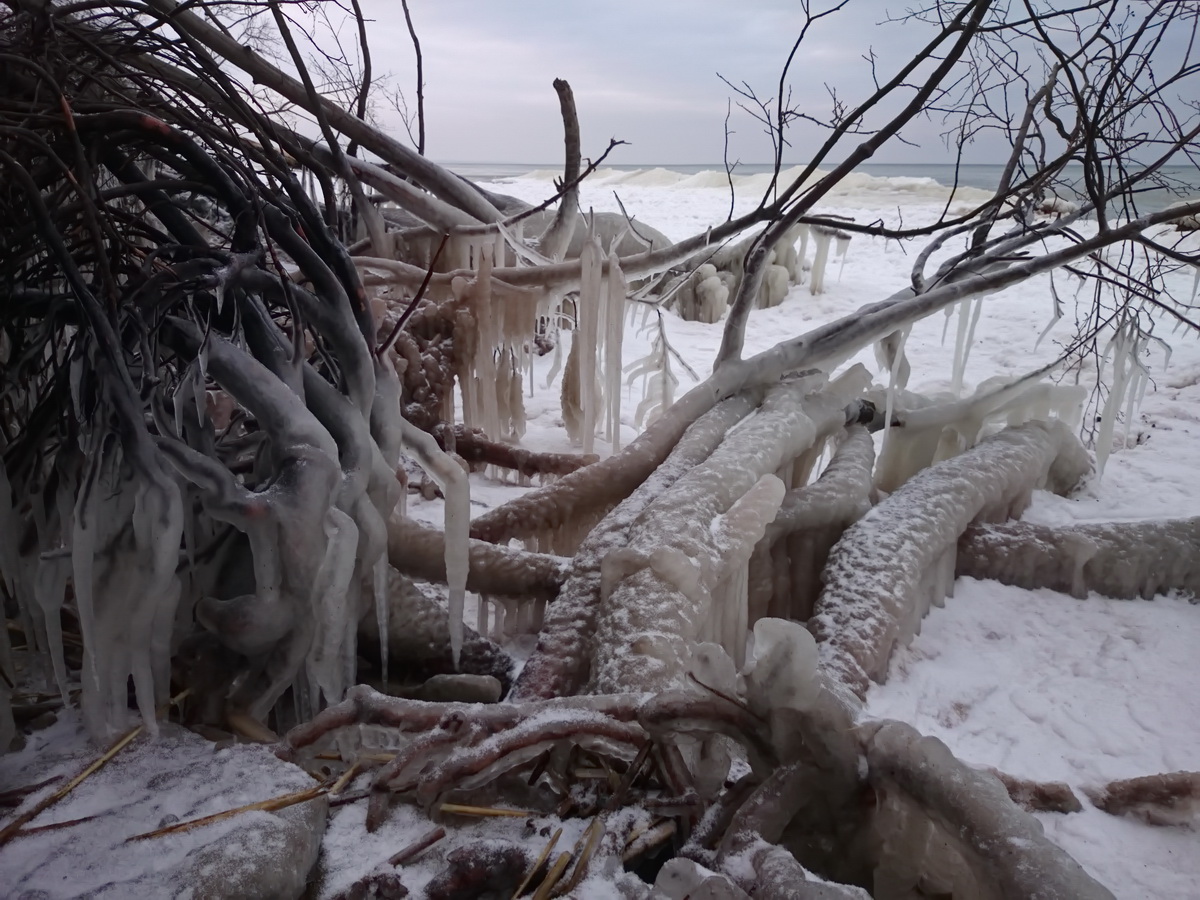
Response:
446,161,1199,215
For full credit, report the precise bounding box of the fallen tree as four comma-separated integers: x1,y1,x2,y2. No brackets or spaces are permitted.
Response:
1,0,1198,896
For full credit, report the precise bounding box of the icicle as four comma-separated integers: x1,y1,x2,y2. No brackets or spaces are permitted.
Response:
605,253,626,452
373,553,389,688
578,237,603,455
809,227,833,295
35,554,71,702
882,327,912,449
310,508,359,704
71,451,101,734
835,233,851,283
952,297,984,395
1095,323,1133,475
397,417,469,666
0,459,20,597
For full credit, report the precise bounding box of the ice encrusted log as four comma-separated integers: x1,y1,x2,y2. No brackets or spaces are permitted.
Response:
748,426,875,625
387,514,566,600
592,369,871,694
862,721,1115,900
357,569,515,693
811,420,1090,699
509,391,763,700
874,374,1086,493
957,516,1200,600
1084,771,1200,826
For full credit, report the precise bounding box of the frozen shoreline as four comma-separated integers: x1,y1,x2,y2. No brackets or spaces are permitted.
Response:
3,171,1197,898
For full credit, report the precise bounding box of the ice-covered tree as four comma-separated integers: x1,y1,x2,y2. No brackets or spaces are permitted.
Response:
0,0,1197,894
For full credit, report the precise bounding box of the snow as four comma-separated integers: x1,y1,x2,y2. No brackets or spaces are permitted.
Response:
865,581,1200,898
4,165,1199,898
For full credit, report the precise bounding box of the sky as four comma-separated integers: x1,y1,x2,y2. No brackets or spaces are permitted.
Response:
348,0,991,167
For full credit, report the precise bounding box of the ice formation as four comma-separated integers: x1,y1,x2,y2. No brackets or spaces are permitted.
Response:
957,516,1200,600
861,721,1115,899
808,224,851,296
590,367,870,694
811,419,1091,699
747,425,876,624
559,236,628,455
510,392,763,701
873,370,1086,492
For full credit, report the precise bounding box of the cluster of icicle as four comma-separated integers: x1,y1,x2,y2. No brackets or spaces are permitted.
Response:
669,222,851,323
0,317,474,746
589,366,873,694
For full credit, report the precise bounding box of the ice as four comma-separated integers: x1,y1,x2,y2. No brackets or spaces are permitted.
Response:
812,419,1090,699
396,416,470,666
591,373,868,693
957,516,1200,599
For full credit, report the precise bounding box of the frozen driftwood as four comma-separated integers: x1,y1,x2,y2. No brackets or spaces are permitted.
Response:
748,426,876,625
1085,771,1200,826
862,721,1115,899
957,516,1200,599
511,391,763,700
812,420,1090,698
592,369,871,694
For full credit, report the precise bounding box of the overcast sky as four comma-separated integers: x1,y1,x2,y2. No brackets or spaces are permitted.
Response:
350,0,990,167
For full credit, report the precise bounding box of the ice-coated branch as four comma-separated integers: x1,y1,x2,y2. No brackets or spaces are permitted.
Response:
387,514,565,600
812,420,1091,698
510,391,763,701
591,370,871,694
957,516,1200,600
862,720,1116,899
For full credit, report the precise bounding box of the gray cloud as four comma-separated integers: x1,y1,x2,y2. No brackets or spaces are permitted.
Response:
350,1,1013,165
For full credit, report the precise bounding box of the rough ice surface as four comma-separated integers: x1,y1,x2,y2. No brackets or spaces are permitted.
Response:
957,516,1200,599
862,720,1116,899
811,419,1091,699
510,392,761,700
749,425,876,625
591,370,868,694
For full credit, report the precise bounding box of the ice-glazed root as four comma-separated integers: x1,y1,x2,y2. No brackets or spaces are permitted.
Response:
72,442,184,742
957,516,1200,600
1084,771,1200,826
357,570,516,693
748,426,876,625
468,372,735,545
387,514,566,600
509,391,763,701
451,426,597,477
983,768,1083,814
811,419,1091,699
861,721,1116,900
591,369,872,695
873,374,1087,493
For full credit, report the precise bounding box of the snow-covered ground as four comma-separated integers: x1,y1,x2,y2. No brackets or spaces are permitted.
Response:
482,168,1200,898
2,167,1197,898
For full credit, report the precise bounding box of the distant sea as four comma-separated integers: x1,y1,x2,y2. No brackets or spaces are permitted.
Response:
446,162,1199,215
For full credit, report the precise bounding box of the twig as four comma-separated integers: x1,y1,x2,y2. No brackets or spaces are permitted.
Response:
125,784,328,841
0,724,143,848
399,0,425,155
555,817,603,896
389,825,445,865
438,803,534,818
512,827,561,898
530,851,571,900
